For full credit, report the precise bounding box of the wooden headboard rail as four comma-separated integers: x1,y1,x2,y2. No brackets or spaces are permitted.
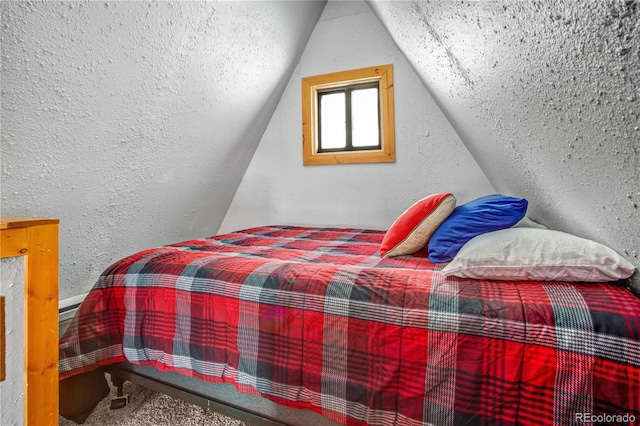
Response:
1,217,59,426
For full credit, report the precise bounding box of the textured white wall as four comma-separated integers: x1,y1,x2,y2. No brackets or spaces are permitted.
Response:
3,0,635,300
0,258,25,426
220,1,495,234
0,1,325,299
368,0,639,286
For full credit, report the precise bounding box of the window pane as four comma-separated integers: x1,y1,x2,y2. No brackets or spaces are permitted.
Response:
351,88,379,148
319,92,346,150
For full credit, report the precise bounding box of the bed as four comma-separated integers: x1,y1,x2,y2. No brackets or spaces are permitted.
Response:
59,194,640,426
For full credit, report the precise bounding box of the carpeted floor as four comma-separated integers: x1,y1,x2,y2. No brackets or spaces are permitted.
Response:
59,378,247,426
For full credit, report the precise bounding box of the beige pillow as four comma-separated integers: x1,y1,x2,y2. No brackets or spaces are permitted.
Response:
380,193,456,257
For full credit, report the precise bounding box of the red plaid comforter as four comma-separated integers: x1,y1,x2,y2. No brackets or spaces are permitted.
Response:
60,225,640,425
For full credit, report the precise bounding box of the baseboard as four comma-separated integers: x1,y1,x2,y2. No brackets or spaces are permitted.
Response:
59,293,88,337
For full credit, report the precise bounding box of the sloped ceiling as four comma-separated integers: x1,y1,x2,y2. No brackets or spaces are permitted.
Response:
220,0,496,235
368,1,640,278
0,1,326,298
1,0,638,297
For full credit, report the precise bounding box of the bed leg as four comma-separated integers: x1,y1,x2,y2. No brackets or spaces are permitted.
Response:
109,374,129,409
59,369,110,424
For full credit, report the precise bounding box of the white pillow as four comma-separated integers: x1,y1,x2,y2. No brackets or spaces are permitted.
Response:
512,216,548,229
441,228,636,282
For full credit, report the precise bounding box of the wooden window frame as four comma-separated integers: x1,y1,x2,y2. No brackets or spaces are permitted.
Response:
302,64,395,166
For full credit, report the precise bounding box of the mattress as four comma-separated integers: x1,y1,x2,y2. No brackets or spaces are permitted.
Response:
59,225,640,425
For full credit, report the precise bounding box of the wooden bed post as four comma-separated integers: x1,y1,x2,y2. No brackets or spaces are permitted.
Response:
1,217,59,426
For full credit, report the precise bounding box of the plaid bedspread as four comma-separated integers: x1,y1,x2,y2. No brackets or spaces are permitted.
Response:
60,225,640,425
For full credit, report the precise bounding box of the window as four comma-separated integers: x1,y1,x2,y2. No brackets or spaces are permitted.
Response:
302,64,395,165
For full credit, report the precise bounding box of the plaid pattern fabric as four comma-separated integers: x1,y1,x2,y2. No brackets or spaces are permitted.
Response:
59,225,640,425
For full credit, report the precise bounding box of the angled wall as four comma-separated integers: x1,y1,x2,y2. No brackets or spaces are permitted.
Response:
368,0,639,285
0,1,325,298
220,1,495,234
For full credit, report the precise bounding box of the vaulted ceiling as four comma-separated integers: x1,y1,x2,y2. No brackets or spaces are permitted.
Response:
369,0,639,281
1,0,637,297
1,1,326,296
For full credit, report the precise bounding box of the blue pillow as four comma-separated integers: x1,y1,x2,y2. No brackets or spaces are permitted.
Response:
428,194,528,263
